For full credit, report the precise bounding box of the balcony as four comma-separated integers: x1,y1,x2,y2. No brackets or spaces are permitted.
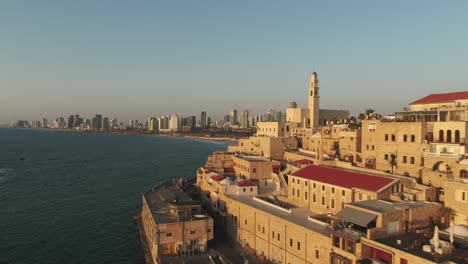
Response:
332,226,365,241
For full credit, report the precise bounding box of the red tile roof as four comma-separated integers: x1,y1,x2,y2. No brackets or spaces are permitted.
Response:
211,175,226,181
411,91,468,105
272,164,281,168
237,180,256,187
291,165,396,192
295,159,313,165
204,169,214,174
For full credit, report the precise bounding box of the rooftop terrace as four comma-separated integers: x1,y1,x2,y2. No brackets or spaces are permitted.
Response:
229,195,330,237
373,230,468,263
144,179,209,224
351,200,435,214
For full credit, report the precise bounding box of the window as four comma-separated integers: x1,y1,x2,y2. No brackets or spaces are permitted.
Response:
403,156,407,163
366,145,369,150
166,232,172,237
297,241,301,250
455,130,460,143
455,190,467,202
290,239,293,247
315,249,319,259
322,185,325,191
385,134,388,141
410,157,415,164
331,198,335,209
313,193,316,203
277,233,280,241
460,170,468,179
333,236,340,247
243,188,246,192
384,154,388,160
305,181,308,186
305,192,308,200
411,135,415,142
348,241,355,254
313,183,316,188
342,190,345,196
322,195,325,206
439,130,444,142
190,230,196,234
403,134,408,142
245,219,247,225
447,130,452,142
372,144,375,150
439,188,445,195
292,188,295,196
258,225,261,231
391,134,396,141
253,168,256,173
297,190,300,198
272,231,275,238
292,178,295,183
262,227,265,234
250,187,253,191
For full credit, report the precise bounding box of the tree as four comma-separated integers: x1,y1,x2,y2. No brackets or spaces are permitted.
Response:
358,113,366,121
350,116,357,123
439,206,456,226
365,108,375,115
389,153,397,174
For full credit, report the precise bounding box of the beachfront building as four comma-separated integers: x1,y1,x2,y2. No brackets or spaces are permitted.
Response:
140,180,214,263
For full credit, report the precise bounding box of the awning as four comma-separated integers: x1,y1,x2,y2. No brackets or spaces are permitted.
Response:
335,207,377,227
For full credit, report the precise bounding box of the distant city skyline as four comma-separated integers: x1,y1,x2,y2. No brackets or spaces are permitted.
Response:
2,1,468,124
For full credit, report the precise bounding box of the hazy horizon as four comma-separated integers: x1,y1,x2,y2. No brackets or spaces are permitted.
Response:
2,1,467,123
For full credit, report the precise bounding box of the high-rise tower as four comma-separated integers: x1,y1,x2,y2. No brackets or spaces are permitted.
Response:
308,71,320,129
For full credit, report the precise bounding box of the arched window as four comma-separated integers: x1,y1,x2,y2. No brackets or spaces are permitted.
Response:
447,130,452,142
439,130,444,142
403,135,408,142
286,126,290,132
460,169,468,179
391,134,396,141
411,135,416,142
385,134,388,141
455,130,460,143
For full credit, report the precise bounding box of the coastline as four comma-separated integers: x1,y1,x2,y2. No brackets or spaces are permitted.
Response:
7,127,240,143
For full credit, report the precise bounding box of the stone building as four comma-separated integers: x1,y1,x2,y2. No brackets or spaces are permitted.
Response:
288,165,398,214
140,180,214,263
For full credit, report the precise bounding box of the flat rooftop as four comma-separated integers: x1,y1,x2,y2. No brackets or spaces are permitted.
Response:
375,231,468,263
350,200,436,214
237,156,271,162
144,179,209,224
228,195,330,237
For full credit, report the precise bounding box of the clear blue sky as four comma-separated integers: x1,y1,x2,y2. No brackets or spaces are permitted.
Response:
1,1,467,124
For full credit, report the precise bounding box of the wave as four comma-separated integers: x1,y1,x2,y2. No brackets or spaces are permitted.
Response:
0,168,14,174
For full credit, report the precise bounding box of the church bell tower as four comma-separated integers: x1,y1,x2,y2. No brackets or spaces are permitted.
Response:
308,71,320,129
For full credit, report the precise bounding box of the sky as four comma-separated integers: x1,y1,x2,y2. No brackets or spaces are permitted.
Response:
1,1,468,124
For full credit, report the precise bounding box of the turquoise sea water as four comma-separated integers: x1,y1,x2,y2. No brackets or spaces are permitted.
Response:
0,128,227,264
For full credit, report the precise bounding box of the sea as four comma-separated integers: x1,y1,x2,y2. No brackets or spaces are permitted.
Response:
0,128,228,264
